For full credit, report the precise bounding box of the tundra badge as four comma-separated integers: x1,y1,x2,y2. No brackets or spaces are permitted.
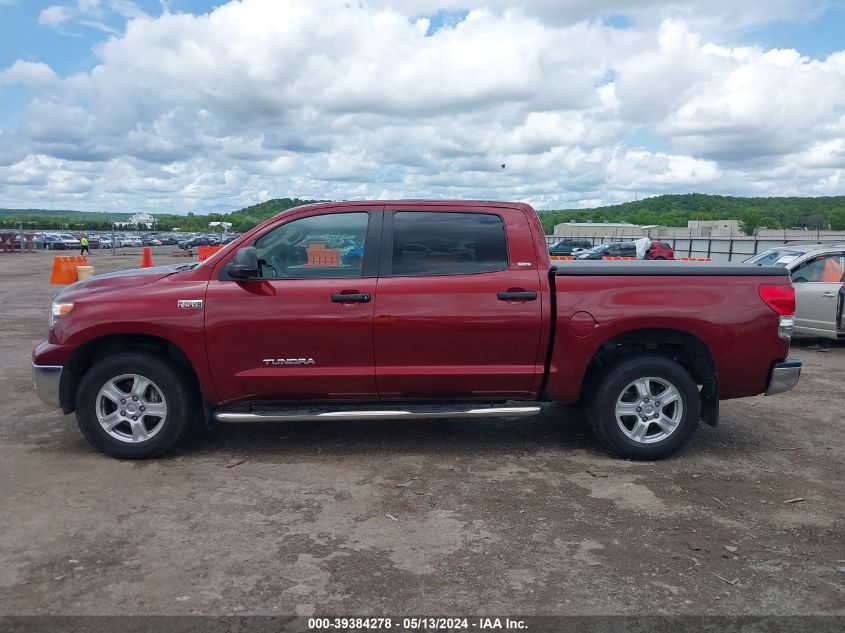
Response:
177,300,204,310
263,358,316,366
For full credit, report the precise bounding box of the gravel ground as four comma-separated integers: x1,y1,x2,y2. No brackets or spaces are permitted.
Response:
0,250,843,616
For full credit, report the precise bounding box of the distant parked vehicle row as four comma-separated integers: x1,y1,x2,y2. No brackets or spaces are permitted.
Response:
553,240,675,260
14,230,239,251
177,233,239,249
574,242,637,260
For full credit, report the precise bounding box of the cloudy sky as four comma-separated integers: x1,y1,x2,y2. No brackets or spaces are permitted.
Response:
1,0,844,214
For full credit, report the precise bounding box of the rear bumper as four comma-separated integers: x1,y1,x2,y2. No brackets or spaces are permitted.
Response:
764,359,802,396
32,364,62,408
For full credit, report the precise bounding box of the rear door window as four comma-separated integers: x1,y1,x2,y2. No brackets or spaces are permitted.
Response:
390,211,508,275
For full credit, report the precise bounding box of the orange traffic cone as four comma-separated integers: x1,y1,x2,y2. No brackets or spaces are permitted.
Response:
141,246,153,268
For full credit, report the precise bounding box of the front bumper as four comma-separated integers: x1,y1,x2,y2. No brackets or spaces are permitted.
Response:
32,364,62,408
765,359,802,396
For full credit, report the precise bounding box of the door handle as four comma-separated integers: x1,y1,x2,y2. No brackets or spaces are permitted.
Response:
821,292,836,298
497,290,537,301
331,292,371,303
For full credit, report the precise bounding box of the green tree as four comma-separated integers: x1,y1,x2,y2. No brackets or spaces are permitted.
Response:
758,216,782,230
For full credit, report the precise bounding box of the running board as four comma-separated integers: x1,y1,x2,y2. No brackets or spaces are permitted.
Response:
214,405,541,424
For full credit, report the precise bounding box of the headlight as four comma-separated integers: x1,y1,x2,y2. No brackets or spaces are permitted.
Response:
50,302,74,328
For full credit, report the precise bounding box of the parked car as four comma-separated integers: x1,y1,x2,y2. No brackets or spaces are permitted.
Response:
646,241,675,260
575,242,637,260
42,234,66,250
180,236,213,249
142,237,163,246
114,236,142,247
549,239,593,256
33,200,800,461
746,243,845,340
57,234,81,249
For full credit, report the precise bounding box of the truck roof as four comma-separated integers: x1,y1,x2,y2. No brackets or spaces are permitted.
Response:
274,199,536,219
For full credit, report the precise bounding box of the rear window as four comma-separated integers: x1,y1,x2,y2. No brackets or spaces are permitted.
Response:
391,211,508,275
745,250,801,266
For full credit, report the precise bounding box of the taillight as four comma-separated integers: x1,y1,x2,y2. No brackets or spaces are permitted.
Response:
760,284,796,340
759,284,795,316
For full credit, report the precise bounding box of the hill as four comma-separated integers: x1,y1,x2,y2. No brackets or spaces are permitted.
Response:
0,198,321,232
537,193,845,235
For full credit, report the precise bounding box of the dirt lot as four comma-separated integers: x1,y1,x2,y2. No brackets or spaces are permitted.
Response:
0,250,843,616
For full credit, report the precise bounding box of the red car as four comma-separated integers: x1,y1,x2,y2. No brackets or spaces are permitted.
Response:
33,200,799,461
646,241,675,260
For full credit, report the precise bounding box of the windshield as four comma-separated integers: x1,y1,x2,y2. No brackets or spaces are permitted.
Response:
744,249,802,267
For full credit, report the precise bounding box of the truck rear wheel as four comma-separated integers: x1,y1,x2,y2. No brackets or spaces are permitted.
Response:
588,355,700,460
75,352,193,459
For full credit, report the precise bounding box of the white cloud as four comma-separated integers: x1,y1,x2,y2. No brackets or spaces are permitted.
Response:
1,0,844,212
38,0,145,32
38,5,72,27
0,61,59,90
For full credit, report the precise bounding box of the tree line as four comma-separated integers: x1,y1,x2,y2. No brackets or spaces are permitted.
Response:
537,193,845,235
0,198,321,233
2,193,844,236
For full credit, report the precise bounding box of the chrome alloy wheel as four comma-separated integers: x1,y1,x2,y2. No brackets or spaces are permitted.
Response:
95,374,168,443
614,376,684,444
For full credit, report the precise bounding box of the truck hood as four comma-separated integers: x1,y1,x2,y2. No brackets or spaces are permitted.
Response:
66,264,192,292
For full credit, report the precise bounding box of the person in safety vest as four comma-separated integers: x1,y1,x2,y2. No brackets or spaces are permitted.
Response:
80,235,89,255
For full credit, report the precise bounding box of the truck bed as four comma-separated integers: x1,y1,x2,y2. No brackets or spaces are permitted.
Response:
553,261,791,277
544,260,792,404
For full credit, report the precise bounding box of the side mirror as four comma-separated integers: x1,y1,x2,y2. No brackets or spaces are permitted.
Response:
227,246,259,279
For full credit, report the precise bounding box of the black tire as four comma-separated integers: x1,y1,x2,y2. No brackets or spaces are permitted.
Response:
654,256,665,260
75,352,194,459
587,354,700,460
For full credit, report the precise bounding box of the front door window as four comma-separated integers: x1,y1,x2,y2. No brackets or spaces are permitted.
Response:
254,212,370,279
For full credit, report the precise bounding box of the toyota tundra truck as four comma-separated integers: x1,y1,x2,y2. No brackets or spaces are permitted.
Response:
32,200,801,460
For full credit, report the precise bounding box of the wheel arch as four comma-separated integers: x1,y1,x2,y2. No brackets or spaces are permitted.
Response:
59,333,201,414
581,327,719,427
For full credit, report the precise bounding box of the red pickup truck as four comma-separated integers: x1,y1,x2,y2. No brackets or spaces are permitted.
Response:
33,201,801,460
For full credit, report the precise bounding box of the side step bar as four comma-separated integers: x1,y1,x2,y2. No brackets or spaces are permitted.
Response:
214,405,541,424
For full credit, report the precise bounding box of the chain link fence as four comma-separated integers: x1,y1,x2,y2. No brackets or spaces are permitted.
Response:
545,235,845,262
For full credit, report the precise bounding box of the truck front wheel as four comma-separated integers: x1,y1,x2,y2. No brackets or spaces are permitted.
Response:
588,355,700,460
75,352,193,459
